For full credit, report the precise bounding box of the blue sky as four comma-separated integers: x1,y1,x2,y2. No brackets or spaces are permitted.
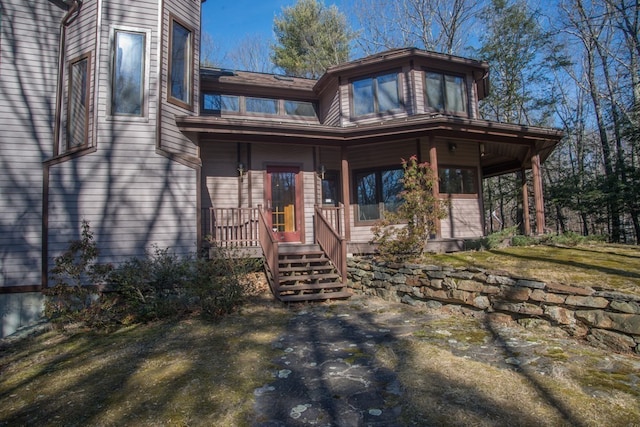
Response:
201,0,350,60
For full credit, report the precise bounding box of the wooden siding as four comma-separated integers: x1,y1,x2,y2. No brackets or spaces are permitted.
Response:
158,0,201,158
441,199,483,238
47,0,198,269
0,1,65,287
318,79,341,126
201,143,240,209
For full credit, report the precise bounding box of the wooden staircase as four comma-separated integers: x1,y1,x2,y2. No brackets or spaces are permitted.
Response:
269,244,350,302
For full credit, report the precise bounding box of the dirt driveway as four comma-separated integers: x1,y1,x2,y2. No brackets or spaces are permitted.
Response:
252,294,640,426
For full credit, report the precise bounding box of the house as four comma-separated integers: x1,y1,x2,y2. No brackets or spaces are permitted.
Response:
0,0,563,336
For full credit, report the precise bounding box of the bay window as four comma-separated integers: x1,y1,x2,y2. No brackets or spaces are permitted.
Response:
352,71,401,117
425,71,467,115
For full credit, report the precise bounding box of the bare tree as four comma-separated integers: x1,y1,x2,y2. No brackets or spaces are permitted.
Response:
227,34,274,73
351,0,481,55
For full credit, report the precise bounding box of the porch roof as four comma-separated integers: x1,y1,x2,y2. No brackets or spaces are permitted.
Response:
176,113,563,176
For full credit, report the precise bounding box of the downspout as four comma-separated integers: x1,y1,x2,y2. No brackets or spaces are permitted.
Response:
53,0,81,157
43,0,81,289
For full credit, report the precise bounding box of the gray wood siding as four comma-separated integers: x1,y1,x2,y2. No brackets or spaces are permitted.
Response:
0,1,65,287
440,199,483,238
158,0,201,158
201,143,239,209
47,0,198,268
318,80,341,126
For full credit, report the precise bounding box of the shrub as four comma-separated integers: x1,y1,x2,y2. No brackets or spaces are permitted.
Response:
371,155,447,260
511,234,538,246
45,221,260,330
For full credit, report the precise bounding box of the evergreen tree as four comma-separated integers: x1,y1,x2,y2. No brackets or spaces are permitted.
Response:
272,0,352,78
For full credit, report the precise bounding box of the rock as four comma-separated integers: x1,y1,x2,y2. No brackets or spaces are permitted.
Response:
530,289,566,304
442,278,457,290
516,279,546,290
427,271,447,279
473,296,491,310
401,294,418,306
449,289,476,305
545,282,594,296
610,300,640,315
501,286,532,302
544,306,575,326
425,300,443,309
486,275,517,286
575,310,640,335
422,288,449,301
449,270,476,280
493,302,544,316
456,280,485,293
593,290,640,302
565,295,609,308
587,328,636,352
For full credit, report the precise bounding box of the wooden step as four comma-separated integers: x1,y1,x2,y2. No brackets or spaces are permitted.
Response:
277,281,346,292
279,290,352,302
279,264,335,273
279,272,340,282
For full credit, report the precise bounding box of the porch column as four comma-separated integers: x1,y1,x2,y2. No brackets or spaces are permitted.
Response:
341,145,351,241
531,153,545,235
428,137,441,239
521,168,531,236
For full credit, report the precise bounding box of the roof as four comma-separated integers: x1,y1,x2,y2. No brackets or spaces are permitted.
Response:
200,68,316,96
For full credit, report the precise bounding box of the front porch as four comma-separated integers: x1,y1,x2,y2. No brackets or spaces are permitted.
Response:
203,205,350,302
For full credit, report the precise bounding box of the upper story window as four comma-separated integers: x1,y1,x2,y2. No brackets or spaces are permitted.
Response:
201,92,318,120
354,167,404,221
111,29,146,116
284,100,316,117
203,93,239,112
352,71,401,117
425,71,467,115
246,97,278,115
169,16,193,108
67,53,91,149
438,167,477,195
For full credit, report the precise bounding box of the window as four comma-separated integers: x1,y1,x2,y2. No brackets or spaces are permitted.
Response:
202,93,239,112
67,54,90,149
438,167,477,194
321,171,340,206
425,71,467,114
284,100,316,117
246,97,278,115
169,17,192,107
352,72,401,117
112,29,145,116
354,167,404,221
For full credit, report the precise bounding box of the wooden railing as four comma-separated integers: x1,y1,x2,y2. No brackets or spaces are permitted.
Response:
203,207,260,247
315,204,347,283
257,206,279,291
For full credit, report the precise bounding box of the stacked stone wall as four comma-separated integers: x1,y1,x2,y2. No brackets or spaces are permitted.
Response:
347,257,640,354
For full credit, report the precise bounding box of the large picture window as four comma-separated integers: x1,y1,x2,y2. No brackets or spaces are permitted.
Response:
169,17,193,107
425,71,467,115
352,72,401,117
112,29,145,116
438,167,477,195
354,167,404,221
67,53,90,149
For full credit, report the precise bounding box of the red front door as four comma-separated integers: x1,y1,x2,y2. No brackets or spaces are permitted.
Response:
266,166,302,242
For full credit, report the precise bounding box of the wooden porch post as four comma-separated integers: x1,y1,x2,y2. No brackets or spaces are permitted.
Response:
531,153,545,235
521,168,531,236
341,145,351,241
429,137,441,239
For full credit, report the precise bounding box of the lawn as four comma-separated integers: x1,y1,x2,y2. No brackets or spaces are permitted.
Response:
428,243,640,296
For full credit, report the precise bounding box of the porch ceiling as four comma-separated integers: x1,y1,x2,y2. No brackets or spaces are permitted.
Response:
177,114,563,176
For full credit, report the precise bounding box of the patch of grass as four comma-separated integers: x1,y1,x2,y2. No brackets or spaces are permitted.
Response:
541,347,569,361
427,243,640,296
0,301,290,427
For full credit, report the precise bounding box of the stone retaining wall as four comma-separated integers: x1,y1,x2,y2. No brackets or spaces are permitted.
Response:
347,257,640,354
